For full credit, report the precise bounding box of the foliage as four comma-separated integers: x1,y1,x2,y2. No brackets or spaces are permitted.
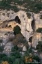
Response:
6,0,12,4
27,13,31,18
36,41,42,52
40,15,42,19
0,54,7,63
9,56,15,62
13,6,19,12
13,33,28,47
11,46,21,58
0,49,40,64
35,3,42,11
0,39,3,43
2,57,13,64
11,45,19,51
14,59,20,64
0,0,42,13
22,50,40,64
12,38,18,45
13,25,21,35
36,28,42,33
33,55,40,62
0,46,4,52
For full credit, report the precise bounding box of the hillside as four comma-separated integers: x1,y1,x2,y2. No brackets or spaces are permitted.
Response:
0,0,42,13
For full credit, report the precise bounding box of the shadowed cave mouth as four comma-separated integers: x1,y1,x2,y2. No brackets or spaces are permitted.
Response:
31,19,35,31
29,37,32,42
15,16,21,24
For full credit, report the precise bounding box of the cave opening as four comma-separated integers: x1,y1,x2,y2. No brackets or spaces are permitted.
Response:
15,16,21,24
29,37,32,42
31,19,35,32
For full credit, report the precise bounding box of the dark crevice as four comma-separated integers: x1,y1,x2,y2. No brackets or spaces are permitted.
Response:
15,16,21,24
31,19,35,32
29,37,32,42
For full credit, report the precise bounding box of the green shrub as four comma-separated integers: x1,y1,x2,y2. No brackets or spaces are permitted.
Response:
36,28,42,33
40,15,42,19
13,25,21,35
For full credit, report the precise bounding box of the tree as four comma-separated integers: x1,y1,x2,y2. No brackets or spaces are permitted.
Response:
11,46,21,58
36,41,42,53
27,13,31,18
0,46,4,52
12,33,28,51
11,45,19,51
33,55,40,62
0,39,3,43
13,59,20,64
0,39,3,46
36,28,42,33
6,0,12,4
0,54,7,62
13,25,21,35
40,15,42,19
2,56,13,64
13,6,19,12
13,39,18,46
9,56,15,63
12,33,28,52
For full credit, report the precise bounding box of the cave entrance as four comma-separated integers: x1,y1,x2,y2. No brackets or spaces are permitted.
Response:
15,16,21,24
31,19,35,32
29,37,32,42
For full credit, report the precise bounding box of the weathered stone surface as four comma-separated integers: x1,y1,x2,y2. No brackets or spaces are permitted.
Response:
0,10,42,48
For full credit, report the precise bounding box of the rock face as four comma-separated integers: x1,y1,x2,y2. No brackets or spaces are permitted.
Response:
3,42,13,55
0,10,33,41
0,10,42,48
17,11,33,41
34,13,42,30
22,46,27,51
